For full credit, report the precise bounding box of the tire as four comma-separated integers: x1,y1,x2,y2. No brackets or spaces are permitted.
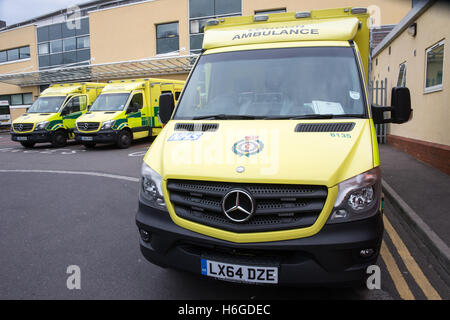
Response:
51,130,67,148
20,141,35,148
116,129,132,149
83,142,96,149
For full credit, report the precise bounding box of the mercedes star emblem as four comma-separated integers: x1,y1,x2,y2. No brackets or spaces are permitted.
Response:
222,189,255,223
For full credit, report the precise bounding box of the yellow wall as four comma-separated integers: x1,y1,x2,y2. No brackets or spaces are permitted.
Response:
372,1,450,146
0,25,39,120
243,0,410,25
89,0,189,64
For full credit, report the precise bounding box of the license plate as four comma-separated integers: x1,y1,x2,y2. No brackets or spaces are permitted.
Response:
201,259,278,284
81,136,93,141
16,136,27,141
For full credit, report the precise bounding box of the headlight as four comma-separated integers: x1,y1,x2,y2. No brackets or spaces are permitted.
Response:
139,162,167,212
327,167,381,224
101,120,115,130
35,121,49,130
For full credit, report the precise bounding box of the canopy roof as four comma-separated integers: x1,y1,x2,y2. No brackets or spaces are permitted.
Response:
0,55,197,87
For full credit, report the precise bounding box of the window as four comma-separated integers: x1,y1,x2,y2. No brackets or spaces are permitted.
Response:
19,47,30,59
397,62,406,87
50,53,63,66
425,40,444,92
63,38,76,51
189,0,241,18
49,23,62,40
38,43,50,55
189,0,242,53
174,47,366,119
215,0,241,15
65,95,87,113
76,18,90,36
77,49,90,63
255,8,287,15
11,94,23,105
130,93,143,110
63,51,77,64
7,48,19,61
37,18,90,69
50,40,63,53
0,46,30,63
76,36,90,49
23,93,33,105
37,26,49,42
156,22,179,54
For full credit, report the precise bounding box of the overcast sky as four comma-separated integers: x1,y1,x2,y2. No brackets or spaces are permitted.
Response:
0,0,83,26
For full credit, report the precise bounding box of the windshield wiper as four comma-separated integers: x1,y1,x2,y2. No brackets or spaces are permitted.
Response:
264,114,335,120
192,114,265,120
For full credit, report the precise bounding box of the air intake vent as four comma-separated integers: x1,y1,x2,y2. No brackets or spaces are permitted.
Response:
295,122,355,132
175,123,219,132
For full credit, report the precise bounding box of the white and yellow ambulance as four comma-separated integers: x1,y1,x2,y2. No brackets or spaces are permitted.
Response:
74,78,185,148
136,8,412,286
11,82,105,148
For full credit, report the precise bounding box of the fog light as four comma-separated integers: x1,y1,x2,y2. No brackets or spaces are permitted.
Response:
359,248,375,258
330,209,348,220
139,229,151,242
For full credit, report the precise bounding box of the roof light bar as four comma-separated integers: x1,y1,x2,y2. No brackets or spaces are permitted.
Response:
351,7,367,14
254,15,268,22
207,19,219,26
295,11,311,19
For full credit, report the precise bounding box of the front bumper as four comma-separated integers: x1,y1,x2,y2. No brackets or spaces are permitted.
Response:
10,130,52,143
74,129,119,144
136,202,384,287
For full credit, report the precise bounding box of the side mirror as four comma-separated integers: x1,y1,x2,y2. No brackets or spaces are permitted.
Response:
372,87,412,124
158,92,175,125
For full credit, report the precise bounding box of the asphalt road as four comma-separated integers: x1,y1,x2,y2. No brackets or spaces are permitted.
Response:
0,133,448,300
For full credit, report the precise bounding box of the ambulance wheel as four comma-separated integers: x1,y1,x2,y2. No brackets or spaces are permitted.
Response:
116,129,132,149
51,130,67,148
83,142,96,149
20,142,35,148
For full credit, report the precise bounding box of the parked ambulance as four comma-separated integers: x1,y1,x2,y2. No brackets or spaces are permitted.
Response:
136,8,412,286
11,82,105,148
74,78,185,149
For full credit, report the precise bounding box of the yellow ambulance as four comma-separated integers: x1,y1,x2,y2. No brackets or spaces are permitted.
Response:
74,78,185,149
136,8,412,286
11,82,105,148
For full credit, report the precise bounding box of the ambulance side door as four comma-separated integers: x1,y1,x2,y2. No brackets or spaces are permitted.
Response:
61,94,88,130
126,90,147,139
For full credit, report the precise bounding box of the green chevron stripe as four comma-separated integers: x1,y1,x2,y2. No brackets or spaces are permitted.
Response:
112,119,127,130
62,111,82,120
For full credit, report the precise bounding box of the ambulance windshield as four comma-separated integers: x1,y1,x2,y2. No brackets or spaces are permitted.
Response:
90,93,130,111
27,96,66,113
174,46,366,120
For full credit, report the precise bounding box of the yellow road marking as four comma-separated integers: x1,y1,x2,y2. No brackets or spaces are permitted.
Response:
383,215,442,300
380,240,415,300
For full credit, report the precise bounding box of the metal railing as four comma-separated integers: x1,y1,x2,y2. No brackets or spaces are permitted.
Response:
369,78,388,144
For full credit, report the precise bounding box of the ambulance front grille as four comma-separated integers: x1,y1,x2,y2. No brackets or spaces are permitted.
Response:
13,123,33,132
77,122,100,131
166,179,328,233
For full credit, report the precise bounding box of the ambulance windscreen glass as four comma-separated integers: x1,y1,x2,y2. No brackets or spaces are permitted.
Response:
27,96,66,113
173,46,366,120
89,93,130,111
